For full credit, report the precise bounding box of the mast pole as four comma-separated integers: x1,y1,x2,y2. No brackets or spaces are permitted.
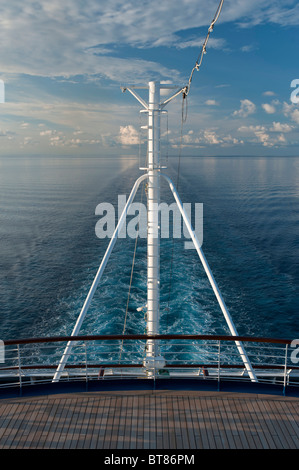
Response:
144,81,165,374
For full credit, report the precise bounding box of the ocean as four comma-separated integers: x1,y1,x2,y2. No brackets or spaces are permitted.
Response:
0,155,298,345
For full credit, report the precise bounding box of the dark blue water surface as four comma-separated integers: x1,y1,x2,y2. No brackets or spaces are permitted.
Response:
0,155,298,342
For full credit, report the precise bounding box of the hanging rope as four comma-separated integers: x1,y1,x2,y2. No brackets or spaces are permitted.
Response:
184,0,224,97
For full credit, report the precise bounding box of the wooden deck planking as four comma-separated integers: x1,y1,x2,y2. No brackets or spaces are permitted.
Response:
0,390,298,449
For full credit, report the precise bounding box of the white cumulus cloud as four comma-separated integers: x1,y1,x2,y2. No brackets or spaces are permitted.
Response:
233,99,256,118
118,125,140,146
262,103,276,114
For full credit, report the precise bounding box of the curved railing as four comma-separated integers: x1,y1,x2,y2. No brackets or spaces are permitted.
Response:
1,334,298,395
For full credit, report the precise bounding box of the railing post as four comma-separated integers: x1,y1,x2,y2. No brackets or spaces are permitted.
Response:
283,344,288,396
217,340,221,391
17,344,22,395
84,342,88,389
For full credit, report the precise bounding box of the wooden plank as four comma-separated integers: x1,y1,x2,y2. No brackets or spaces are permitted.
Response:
66,398,87,449
184,397,196,449
136,395,144,449
180,398,190,449
45,399,71,449
48,398,72,449
123,395,133,449
221,397,243,449
102,396,116,449
233,397,261,449
75,397,96,449
97,397,111,449
155,395,163,448
168,396,177,449
172,396,183,448
62,398,84,449
130,394,139,449
107,395,120,449
30,400,58,449
117,395,128,449
19,401,46,449
89,396,106,449
230,398,252,449
262,399,290,449
193,396,209,448
244,399,271,449
210,397,230,449
149,396,156,449
252,399,280,449
0,391,298,450
206,397,223,449
12,402,45,449
268,400,298,449
282,402,299,439
25,400,54,449
199,397,217,449
188,396,202,449
143,394,150,449
0,403,15,442
0,402,29,448
55,398,79,449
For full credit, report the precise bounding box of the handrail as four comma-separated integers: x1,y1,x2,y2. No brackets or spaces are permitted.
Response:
1,334,298,396
1,364,298,371
2,334,293,346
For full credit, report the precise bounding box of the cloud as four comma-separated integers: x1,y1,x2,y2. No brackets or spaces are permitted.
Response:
241,44,256,52
233,99,256,118
283,102,299,124
117,125,140,145
262,103,276,114
270,122,293,133
0,0,299,83
263,91,276,96
176,37,226,50
205,100,219,106
237,124,291,147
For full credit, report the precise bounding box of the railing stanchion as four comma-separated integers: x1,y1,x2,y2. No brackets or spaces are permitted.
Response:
84,342,88,386
17,344,22,395
217,340,221,391
283,344,288,396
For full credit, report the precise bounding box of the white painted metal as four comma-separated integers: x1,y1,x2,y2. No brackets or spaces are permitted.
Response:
52,173,148,382
145,81,162,368
161,173,258,383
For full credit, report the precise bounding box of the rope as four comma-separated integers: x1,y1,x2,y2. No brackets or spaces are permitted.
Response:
184,0,224,97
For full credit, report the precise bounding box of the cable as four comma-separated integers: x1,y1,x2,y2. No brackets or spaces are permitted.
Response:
184,0,224,97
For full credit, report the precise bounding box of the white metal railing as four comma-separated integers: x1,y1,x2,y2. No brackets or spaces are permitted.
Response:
0,334,298,395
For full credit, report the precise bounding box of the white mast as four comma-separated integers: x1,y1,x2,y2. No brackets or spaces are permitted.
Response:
144,81,163,372
53,79,258,383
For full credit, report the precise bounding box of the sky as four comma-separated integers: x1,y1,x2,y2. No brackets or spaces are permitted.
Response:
0,0,299,157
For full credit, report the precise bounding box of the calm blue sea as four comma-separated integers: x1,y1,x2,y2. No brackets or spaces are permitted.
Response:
0,155,298,343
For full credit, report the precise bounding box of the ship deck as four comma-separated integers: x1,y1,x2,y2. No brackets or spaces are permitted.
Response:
0,385,298,450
